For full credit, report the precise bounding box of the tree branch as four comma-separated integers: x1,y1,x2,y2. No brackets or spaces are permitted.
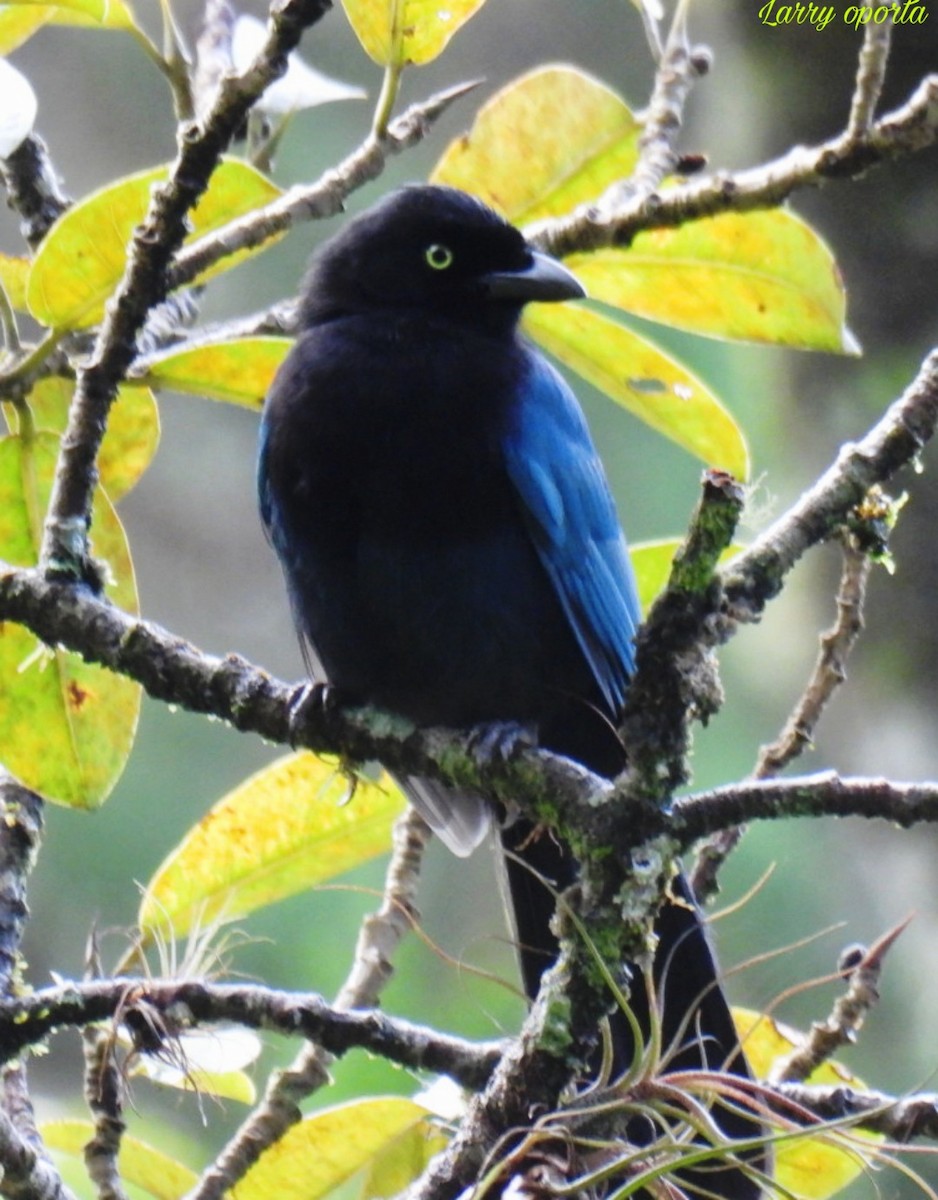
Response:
39,0,334,578
0,979,502,1090
673,771,938,843
529,73,938,258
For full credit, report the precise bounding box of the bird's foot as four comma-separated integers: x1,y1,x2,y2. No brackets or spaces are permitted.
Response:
286,680,348,745
467,720,536,767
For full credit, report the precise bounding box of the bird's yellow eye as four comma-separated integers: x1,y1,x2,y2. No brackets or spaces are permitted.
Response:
424,243,454,270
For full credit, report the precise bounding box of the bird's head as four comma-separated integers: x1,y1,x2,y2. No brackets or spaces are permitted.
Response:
298,185,584,331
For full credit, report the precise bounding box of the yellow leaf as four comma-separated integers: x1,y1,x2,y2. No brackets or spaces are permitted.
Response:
139,752,407,937
0,5,52,53
359,1120,448,1198
523,303,750,480
4,0,108,19
27,159,282,330
0,432,140,807
568,210,857,353
137,336,292,408
734,1008,881,1200
0,253,29,311
25,376,160,501
431,66,640,225
341,0,486,66
233,1098,433,1200
43,1120,197,1200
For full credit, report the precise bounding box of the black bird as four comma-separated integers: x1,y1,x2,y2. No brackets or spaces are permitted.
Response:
258,184,760,1196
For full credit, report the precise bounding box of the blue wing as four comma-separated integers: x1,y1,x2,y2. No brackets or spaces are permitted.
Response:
502,351,640,715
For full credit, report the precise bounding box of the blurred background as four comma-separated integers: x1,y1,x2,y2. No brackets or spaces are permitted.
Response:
2,0,937,1191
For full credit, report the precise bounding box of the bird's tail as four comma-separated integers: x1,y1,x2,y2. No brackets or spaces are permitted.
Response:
500,819,766,1200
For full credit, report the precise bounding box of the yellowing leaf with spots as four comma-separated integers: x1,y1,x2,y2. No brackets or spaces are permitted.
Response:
0,433,140,807
27,159,282,330
43,1120,197,1200
568,210,857,353
342,0,487,66
734,1008,882,1199
24,376,159,501
136,336,291,408
523,303,749,480
233,1098,435,1200
139,751,407,937
431,66,640,225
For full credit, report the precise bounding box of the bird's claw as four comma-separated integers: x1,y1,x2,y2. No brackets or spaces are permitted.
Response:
467,720,536,767
287,680,346,745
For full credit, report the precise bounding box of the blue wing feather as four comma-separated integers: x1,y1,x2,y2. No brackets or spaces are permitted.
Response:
503,351,640,715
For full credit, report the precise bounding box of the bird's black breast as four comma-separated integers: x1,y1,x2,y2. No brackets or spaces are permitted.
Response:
260,311,600,728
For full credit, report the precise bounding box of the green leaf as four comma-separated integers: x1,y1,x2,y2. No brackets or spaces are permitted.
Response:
0,253,29,311
341,0,487,66
733,1008,881,1199
136,336,291,408
430,65,640,224
43,1120,197,1200
523,303,750,480
25,376,160,500
233,1098,434,1200
567,209,857,353
0,432,140,807
27,159,282,330
138,752,407,937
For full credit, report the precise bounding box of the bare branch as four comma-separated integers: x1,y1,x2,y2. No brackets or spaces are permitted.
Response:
770,920,910,1084
774,1081,938,1142
846,11,893,138
81,1027,129,1200
0,978,502,1090
528,74,938,258
722,349,938,624
673,771,938,843
0,1110,79,1200
167,80,481,296
39,0,333,578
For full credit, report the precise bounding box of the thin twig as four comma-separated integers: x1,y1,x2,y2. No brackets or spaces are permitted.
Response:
81,1027,129,1200
0,1110,80,1200
166,79,481,296
187,808,433,1200
691,539,871,899
529,74,938,258
773,1081,938,1142
770,918,910,1084
846,11,894,138
672,771,938,843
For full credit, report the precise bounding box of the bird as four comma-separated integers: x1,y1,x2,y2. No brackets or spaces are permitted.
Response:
258,184,761,1197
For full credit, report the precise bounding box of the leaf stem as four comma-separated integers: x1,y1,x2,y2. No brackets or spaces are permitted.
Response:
372,61,403,138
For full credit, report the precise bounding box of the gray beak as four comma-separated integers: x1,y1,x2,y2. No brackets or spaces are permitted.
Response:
481,250,586,303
